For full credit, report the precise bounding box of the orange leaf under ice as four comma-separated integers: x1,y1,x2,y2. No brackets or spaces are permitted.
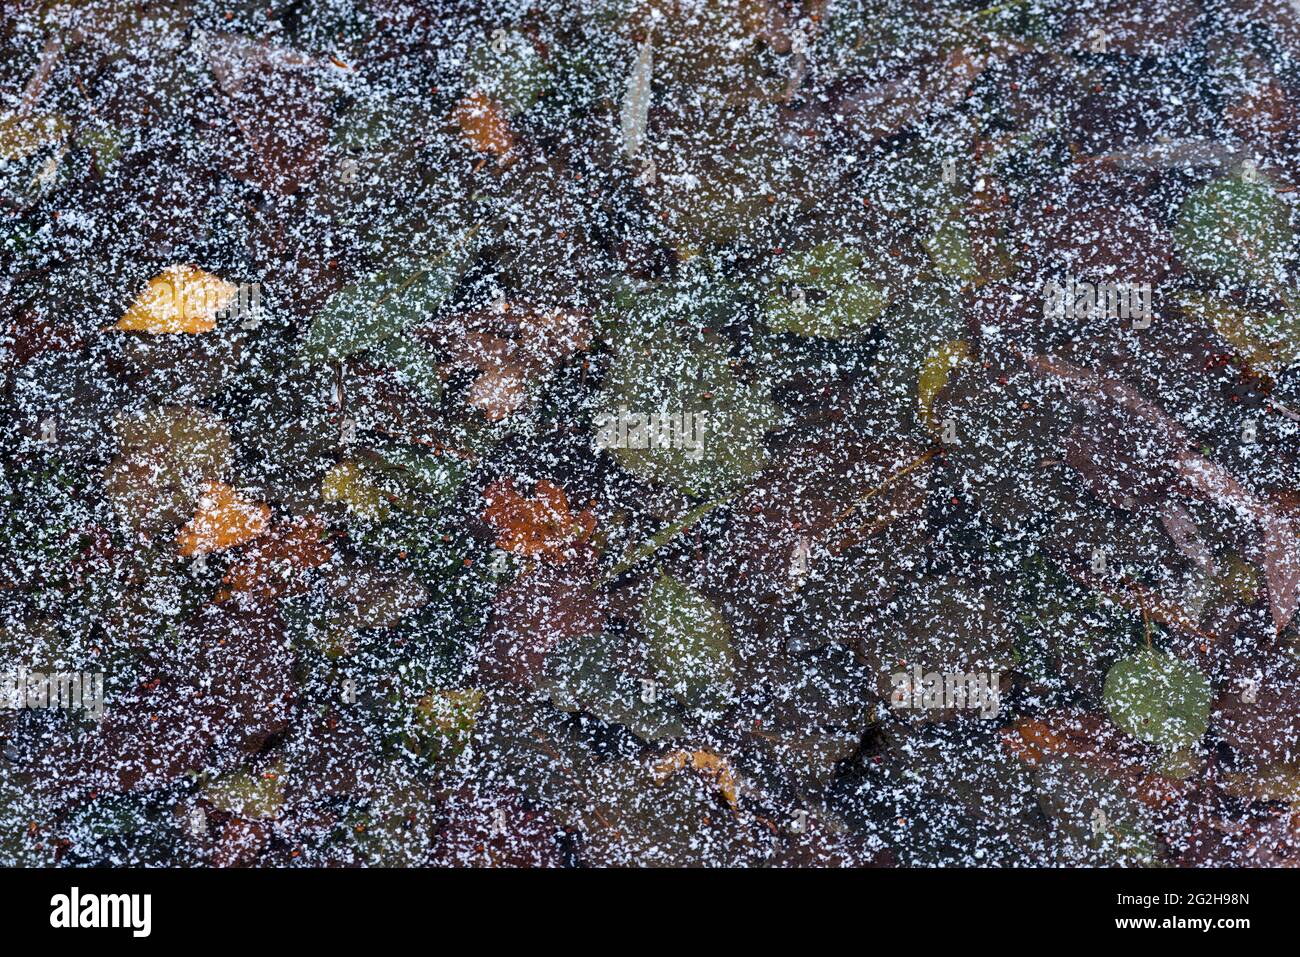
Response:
177,481,271,556
114,265,239,335
481,479,595,561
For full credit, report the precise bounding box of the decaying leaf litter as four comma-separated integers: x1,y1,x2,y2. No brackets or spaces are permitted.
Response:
1,0,1299,867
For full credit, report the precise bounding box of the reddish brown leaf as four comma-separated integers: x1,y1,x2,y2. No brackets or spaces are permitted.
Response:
452,92,515,159
477,549,606,686
1213,664,1300,768
429,790,566,867
1002,711,1188,807
208,32,332,196
481,479,596,561
218,515,333,604
431,306,591,421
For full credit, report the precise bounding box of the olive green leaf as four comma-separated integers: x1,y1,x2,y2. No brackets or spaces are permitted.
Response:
1180,290,1300,370
642,573,737,715
75,123,125,171
763,243,888,339
543,631,686,742
203,766,286,820
365,331,443,402
0,112,68,161
301,225,481,366
1103,648,1211,751
406,688,483,764
1175,175,1294,285
925,214,979,281
601,322,781,497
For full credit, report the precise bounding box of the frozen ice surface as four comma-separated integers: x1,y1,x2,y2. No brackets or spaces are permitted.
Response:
1,0,1299,867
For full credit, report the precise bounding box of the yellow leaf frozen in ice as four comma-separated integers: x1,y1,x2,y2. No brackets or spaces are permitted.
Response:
177,480,270,556
917,339,970,430
651,749,740,808
114,265,239,335
0,112,68,161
